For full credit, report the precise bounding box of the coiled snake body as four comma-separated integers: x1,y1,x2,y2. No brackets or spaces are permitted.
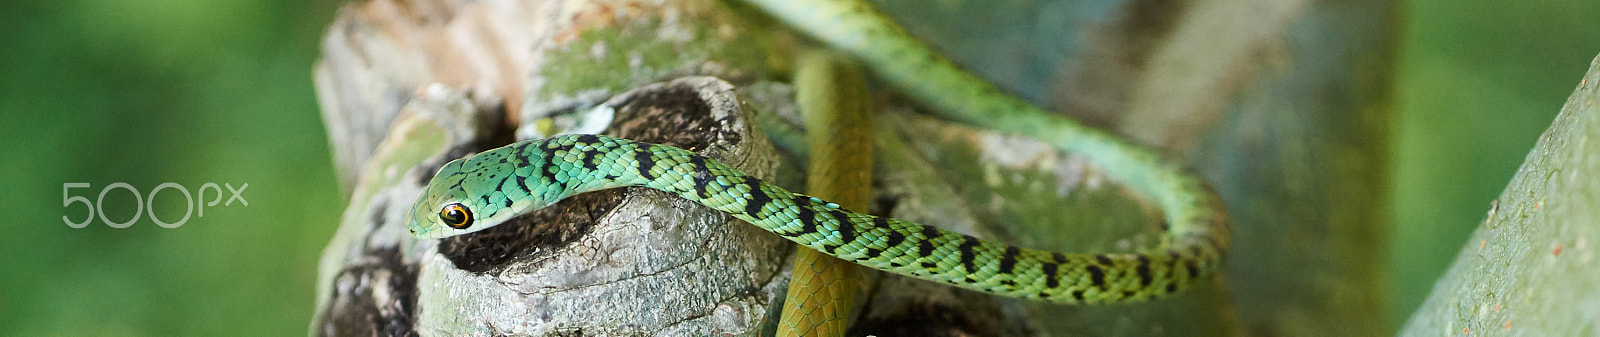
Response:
406,0,1229,305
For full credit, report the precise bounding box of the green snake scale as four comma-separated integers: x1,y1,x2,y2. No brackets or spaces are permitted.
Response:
405,0,1230,304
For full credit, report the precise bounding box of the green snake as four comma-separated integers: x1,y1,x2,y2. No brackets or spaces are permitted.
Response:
406,0,1229,305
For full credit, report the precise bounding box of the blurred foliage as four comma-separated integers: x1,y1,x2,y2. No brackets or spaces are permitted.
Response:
0,0,1597,335
0,0,342,336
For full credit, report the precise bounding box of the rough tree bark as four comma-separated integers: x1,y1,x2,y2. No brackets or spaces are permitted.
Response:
309,0,1400,336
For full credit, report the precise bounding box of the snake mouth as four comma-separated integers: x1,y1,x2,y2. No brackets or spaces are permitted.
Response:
409,227,449,240
405,219,440,239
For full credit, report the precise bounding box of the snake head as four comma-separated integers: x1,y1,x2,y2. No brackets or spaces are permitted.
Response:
407,144,553,239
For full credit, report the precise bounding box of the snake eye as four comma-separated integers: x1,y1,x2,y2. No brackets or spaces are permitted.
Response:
439,203,473,229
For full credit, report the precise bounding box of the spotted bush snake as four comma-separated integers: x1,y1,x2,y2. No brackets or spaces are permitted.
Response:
406,0,1229,305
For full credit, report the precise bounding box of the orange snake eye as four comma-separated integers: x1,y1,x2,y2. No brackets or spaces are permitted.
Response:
439,203,473,229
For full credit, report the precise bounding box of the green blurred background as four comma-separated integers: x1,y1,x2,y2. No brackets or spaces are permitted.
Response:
0,0,1595,335
0,0,342,335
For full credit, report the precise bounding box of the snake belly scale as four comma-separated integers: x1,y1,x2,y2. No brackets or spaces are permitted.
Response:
408,133,1221,304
